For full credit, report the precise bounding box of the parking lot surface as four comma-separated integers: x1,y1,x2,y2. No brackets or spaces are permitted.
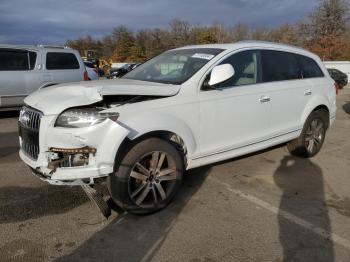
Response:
1,87,350,262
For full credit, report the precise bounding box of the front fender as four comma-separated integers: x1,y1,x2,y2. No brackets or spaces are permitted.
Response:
118,112,198,158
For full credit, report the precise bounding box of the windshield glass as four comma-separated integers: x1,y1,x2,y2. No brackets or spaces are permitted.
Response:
123,48,223,84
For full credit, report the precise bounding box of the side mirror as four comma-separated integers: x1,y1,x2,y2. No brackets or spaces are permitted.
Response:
208,64,235,86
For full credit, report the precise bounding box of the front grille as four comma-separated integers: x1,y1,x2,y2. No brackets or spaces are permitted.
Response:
19,106,42,130
18,106,43,160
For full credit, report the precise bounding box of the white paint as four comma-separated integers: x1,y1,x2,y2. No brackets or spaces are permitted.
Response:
208,63,235,86
209,176,350,250
20,41,336,185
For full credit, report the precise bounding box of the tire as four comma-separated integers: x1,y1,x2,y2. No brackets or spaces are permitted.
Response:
107,138,183,214
287,110,328,158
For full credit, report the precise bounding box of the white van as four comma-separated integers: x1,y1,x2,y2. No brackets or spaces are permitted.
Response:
19,41,336,214
0,45,87,110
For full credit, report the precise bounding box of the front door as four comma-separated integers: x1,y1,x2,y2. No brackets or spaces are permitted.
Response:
198,50,271,158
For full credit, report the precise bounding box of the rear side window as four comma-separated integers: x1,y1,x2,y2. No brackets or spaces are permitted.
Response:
296,55,324,78
218,50,260,87
29,51,37,70
46,52,80,70
261,50,301,82
0,49,29,71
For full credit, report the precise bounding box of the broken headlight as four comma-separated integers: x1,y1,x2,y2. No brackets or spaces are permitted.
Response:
55,108,119,128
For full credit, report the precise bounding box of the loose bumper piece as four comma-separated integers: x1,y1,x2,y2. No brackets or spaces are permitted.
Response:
49,146,97,154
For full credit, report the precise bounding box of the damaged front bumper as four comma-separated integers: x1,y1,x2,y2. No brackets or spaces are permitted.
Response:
20,149,113,185
19,114,129,186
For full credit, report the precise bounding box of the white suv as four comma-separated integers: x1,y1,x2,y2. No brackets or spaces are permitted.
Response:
0,45,87,110
19,41,336,214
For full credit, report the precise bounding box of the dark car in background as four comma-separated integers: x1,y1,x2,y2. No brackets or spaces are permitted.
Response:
108,63,140,79
327,68,348,88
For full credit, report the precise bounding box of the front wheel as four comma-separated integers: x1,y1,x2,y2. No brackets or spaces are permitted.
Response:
287,110,328,158
107,138,183,214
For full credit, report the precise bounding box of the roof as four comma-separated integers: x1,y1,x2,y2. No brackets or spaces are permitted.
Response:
0,44,72,52
176,40,314,57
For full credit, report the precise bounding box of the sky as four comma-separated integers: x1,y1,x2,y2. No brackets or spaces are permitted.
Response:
0,0,319,45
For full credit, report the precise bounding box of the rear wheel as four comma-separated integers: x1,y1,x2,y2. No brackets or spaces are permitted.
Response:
107,138,183,214
287,110,328,158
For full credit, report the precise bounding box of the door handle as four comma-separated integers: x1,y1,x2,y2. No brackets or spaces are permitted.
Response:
259,96,270,103
304,89,312,96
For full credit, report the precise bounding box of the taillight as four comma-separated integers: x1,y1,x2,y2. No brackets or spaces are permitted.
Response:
334,82,339,95
83,70,89,81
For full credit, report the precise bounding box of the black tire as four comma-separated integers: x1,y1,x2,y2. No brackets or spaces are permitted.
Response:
107,138,183,214
287,110,328,158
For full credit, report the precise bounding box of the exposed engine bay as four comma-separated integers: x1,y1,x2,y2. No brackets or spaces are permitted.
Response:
101,95,165,108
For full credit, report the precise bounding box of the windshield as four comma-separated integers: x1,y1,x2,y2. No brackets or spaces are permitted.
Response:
123,48,223,84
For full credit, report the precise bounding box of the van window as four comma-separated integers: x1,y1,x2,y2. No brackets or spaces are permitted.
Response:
261,50,301,82
218,50,259,87
296,55,324,78
46,52,80,70
0,49,29,71
29,51,37,70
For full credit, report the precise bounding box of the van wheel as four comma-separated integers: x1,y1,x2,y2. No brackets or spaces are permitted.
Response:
287,110,327,158
107,138,183,214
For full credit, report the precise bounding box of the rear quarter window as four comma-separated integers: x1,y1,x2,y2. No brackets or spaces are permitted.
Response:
29,51,37,70
0,49,29,71
296,55,324,78
46,52,80,70
261,50,301,82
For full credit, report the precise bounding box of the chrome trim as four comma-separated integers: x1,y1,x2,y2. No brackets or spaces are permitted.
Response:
19,106,43,160
193,128,302,160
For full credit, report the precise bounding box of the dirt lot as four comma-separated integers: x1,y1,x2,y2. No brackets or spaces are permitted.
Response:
0,87,350,262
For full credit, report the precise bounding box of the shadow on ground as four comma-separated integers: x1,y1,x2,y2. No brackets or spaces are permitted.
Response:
0,132,20,163
0,186,89,223
0,111,19,119
58,166,211,262
274,155,334,262
343,101,350,114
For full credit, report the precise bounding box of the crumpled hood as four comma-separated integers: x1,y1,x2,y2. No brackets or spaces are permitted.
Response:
24,79,180,115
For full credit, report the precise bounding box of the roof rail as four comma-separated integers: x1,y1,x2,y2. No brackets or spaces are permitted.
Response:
237,40,306,51
36,44,70,49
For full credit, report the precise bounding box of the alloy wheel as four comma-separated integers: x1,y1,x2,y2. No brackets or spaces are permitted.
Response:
128,151,178,208
304,118,324,154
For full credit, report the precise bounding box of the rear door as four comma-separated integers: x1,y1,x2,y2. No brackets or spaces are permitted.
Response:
261,50,308,136
0,48,31,107
44,51,83,84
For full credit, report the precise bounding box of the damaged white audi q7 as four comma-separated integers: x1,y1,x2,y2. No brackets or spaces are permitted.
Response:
19,41,336,214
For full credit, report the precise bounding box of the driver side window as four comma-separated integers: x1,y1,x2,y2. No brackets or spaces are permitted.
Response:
218,50,260,88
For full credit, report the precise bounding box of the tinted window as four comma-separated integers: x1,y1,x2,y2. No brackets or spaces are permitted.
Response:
46,52,80,70
296,55,324,78
218,50,259,87
29,51,37,70
261,50,301,82
0,49,29,71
